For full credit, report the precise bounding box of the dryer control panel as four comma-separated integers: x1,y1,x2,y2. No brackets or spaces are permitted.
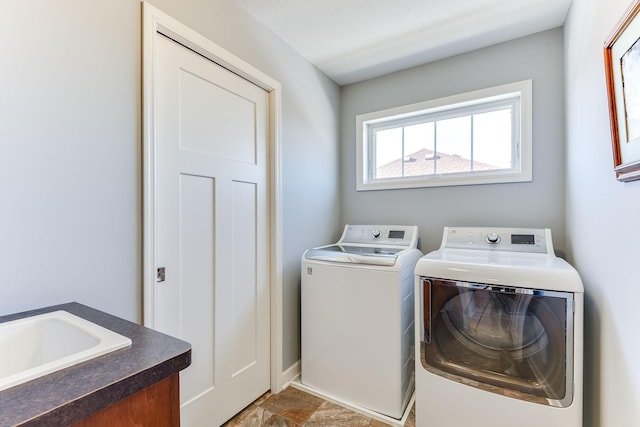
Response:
339,224,419,248
441,227,553,254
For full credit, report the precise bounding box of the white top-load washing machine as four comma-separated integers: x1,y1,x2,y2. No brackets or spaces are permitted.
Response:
414,227,583,427
301,225,422,421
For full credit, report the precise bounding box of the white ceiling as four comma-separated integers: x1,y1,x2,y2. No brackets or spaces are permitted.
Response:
233,0,572,85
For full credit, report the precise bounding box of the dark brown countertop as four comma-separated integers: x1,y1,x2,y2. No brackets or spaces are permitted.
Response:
0,302,191,427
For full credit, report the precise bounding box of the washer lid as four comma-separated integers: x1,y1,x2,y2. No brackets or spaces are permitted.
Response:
304,245,401,266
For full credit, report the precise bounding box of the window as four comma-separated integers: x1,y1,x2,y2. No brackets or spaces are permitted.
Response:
356,80,532,190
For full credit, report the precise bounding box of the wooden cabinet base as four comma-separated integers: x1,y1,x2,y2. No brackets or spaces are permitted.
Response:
72,374,180,427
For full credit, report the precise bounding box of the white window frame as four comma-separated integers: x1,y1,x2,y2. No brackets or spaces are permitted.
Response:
356,80,532,191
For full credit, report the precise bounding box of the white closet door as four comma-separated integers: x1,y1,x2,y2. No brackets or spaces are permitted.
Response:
154,33,270,426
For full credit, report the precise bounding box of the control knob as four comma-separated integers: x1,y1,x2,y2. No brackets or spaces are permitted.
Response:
485,233,501,244
372,229,381,238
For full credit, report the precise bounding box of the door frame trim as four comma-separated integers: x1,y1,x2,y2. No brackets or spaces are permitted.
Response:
141,3,285,393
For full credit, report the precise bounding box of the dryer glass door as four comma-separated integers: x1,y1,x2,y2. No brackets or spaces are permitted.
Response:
420,278,574,407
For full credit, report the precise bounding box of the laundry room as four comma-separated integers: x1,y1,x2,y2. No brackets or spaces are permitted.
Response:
1,0,639,426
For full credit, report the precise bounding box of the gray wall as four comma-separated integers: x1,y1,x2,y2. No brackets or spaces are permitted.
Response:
565,0,640,425
340,29,567,256
0,0,141,321
0,0,341,372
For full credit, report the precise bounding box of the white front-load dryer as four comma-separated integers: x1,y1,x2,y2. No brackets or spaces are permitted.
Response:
299,225,422,422
414,227,583,427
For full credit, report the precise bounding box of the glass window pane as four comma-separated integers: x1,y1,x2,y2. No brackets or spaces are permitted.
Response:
473,109,513,170
404,122,435,177
358,81,531,190
435,116,471,174
374,127,403,178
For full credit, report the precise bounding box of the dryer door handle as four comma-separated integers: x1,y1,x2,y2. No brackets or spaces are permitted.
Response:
422,278,432,344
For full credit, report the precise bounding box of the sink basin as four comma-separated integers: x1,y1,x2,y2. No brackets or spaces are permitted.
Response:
0,310,132,391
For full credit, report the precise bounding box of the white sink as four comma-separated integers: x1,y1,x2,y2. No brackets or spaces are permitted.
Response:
0,310,132,392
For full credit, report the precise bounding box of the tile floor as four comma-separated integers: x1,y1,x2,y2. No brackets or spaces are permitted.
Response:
223,386,415,427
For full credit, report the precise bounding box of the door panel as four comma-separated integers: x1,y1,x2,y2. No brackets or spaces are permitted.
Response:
178,70,257,164
154,32,270,426
231,180,258,375
179,174,216,404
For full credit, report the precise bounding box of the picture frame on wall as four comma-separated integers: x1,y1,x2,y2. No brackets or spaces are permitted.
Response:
604,0,640,182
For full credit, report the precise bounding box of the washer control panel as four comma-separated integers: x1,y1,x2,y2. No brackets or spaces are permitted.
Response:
339,224,419,248
442,227,552,254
